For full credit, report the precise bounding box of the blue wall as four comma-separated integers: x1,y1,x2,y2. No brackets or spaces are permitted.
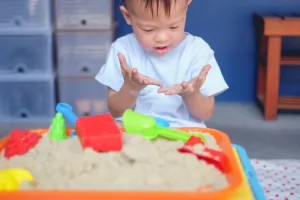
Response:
114,0,300,102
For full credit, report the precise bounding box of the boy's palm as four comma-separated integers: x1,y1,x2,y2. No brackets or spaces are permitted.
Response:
158,65,211,96
118,54,163,91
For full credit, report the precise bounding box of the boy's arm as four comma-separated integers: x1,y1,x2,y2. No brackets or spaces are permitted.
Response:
183,92,215,121
107,53,163,118
97,42,163,118
183,43,228,121
107,85,139,118
95,42,131,117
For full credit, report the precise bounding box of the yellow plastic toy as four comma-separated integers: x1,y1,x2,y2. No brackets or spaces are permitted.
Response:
0,168,35,191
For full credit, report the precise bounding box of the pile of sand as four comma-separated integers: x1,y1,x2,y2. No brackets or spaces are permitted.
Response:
0,132,228,191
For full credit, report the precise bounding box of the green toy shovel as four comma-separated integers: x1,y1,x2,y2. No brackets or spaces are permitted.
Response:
123,109,205,143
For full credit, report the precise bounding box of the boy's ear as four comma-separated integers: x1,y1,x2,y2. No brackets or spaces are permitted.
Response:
120,6,132,25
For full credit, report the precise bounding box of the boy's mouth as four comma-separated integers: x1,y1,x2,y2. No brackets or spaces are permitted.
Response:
154,46,169,55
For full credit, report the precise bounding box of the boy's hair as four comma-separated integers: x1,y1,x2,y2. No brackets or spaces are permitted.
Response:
122,0,177,17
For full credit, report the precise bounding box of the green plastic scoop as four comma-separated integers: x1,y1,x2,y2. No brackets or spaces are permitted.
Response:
123,109,205,143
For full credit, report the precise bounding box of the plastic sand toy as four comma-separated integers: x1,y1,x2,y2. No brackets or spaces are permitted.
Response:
56,102,122,152
154,117,170,127
50,112,67,141
123,109,206,142
69,130,76,138
178,136,228,173
4,129,42,159
76,114,122,152
0,168,34,191
56,103,79,137
56,103,78,127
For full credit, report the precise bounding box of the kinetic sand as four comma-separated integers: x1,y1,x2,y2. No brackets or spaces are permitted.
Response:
0,132,228,191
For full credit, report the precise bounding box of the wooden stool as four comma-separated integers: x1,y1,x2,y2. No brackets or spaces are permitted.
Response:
254,14,300,120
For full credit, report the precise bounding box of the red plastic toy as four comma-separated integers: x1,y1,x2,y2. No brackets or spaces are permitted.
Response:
177,136,228,173
76,114,122,152
4,129,42,159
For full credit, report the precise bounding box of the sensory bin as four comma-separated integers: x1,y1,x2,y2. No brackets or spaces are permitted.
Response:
0,129,227,191
0,104,244,200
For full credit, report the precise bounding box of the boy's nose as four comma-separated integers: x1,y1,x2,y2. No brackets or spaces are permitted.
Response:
154,32,168,43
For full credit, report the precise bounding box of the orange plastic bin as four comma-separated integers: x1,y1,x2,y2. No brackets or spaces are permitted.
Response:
0,127,243,200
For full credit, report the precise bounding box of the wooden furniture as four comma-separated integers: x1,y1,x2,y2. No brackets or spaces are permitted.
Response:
254,14,300,120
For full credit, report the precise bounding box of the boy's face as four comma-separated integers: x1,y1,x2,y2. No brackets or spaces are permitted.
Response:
121,0,191,56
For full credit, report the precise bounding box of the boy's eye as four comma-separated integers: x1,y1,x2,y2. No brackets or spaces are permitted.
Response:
171,26,179,29
143,29,153,32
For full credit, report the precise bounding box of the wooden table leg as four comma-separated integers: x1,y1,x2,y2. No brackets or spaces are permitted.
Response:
257,36,267,97
264,36,282,120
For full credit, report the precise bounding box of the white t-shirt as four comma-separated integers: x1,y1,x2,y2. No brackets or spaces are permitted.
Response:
95,33,228,127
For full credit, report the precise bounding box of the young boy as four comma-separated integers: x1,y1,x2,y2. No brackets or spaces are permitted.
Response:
95,0,228,127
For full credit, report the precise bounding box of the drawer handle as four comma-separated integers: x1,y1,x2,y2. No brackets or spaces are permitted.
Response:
14,63,27,73
81,19,87,26
18,109,30,119
20,112,27,118
14,18,22,26
81,66,89,72
83,112,90,116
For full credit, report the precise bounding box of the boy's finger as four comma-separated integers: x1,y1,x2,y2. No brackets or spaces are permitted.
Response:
194,76,204,89
187,76,197,84
139,74,162,87
143,79,149,85
148,78,163,87
181,82,189,93
117,53,130,74
181,81,189,89
199,65,211,79
165,89,174,95
158,87,169,93
166,86,181,95
131,68,140,83
139,77,145,85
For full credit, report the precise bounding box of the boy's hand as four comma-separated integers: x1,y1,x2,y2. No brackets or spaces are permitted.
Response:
158,65,211,97
118,54,163,92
